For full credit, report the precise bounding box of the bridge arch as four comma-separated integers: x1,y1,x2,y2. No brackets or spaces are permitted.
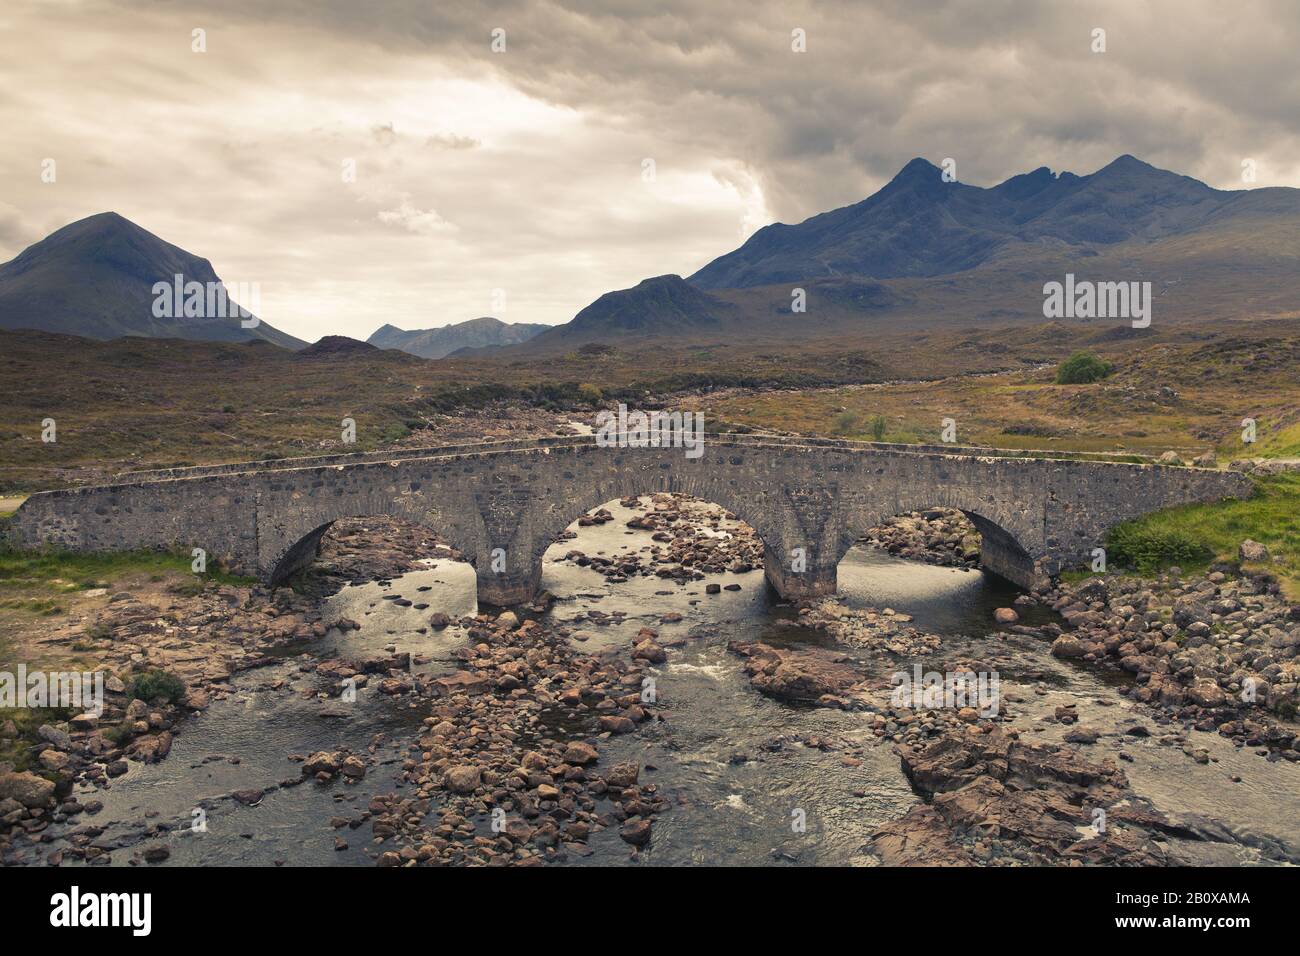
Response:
262,492,479,588
491,469,790,605
529,474,783,567
840,489,1043,590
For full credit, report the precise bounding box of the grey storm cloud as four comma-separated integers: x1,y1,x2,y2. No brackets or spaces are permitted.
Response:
1,0,1298,341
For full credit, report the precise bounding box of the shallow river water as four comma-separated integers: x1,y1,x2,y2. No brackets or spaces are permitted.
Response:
46,500,1300,867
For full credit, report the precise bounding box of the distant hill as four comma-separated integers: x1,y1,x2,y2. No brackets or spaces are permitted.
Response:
0,212,305,349
299,335,378,357
367,316,548,359
525,275,735,348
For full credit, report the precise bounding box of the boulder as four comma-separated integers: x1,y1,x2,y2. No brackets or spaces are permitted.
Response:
620,818,652,846
1051,635,1089,658
563,742,599,766
1187,679,1227,708
1239,539,1270,563
302,751,343,776
444,764,481,794
0,770,55,808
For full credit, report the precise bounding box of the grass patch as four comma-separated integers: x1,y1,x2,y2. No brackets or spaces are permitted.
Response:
0,546,254,597
1103,475,1300,595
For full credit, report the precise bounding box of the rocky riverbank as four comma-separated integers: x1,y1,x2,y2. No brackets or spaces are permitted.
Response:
0,580,334,859
870,726,1174,866
1043,569,1300,760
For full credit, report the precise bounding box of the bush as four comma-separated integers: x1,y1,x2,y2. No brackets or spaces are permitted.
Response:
869,414,887,441
1055,351,1113,384
1105,524,1211,573
127,669,186,704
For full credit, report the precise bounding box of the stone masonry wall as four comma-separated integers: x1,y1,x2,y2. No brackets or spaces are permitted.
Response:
10,437,1252,603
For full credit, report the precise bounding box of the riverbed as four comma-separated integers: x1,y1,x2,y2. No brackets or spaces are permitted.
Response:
30,498,1300,867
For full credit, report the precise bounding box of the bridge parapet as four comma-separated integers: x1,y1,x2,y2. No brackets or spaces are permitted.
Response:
10,437,1252,603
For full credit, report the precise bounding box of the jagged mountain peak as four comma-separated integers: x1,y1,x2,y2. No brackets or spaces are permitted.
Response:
687,155,1259,290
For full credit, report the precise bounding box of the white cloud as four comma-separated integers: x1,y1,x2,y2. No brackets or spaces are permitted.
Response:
377,197,458,235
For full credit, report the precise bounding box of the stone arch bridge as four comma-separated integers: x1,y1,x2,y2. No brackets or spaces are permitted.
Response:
9,435,1250,605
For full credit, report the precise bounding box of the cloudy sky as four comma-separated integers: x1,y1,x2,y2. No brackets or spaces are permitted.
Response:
2,0,1298,342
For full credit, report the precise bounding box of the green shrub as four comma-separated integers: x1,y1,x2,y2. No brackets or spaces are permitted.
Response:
1055,351,1113,384
870,414,887,441
85,622,114,641
127,669,186,704
1105,524,1211,573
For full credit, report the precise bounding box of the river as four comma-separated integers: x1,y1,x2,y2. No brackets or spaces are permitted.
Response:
43,501,1300,867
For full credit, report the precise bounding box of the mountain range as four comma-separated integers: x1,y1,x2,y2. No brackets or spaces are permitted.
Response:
5,155,1300,355
367,317,548,359
519,154,1300,349
689,155,1246,289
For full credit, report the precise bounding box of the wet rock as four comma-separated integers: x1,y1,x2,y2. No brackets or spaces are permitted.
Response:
605,762,640,789
728,641,867,704
875,727,1168,865
1051,635,1089,658
870,804,977,866
128,732,173,764
620,818,652,846
431,671,490,697
632,638,667,664
302,751,343,776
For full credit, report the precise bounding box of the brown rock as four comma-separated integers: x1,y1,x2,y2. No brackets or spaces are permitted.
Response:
620,818,652,846
563,742,599,766
444,764,482,794
0,771,55,808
